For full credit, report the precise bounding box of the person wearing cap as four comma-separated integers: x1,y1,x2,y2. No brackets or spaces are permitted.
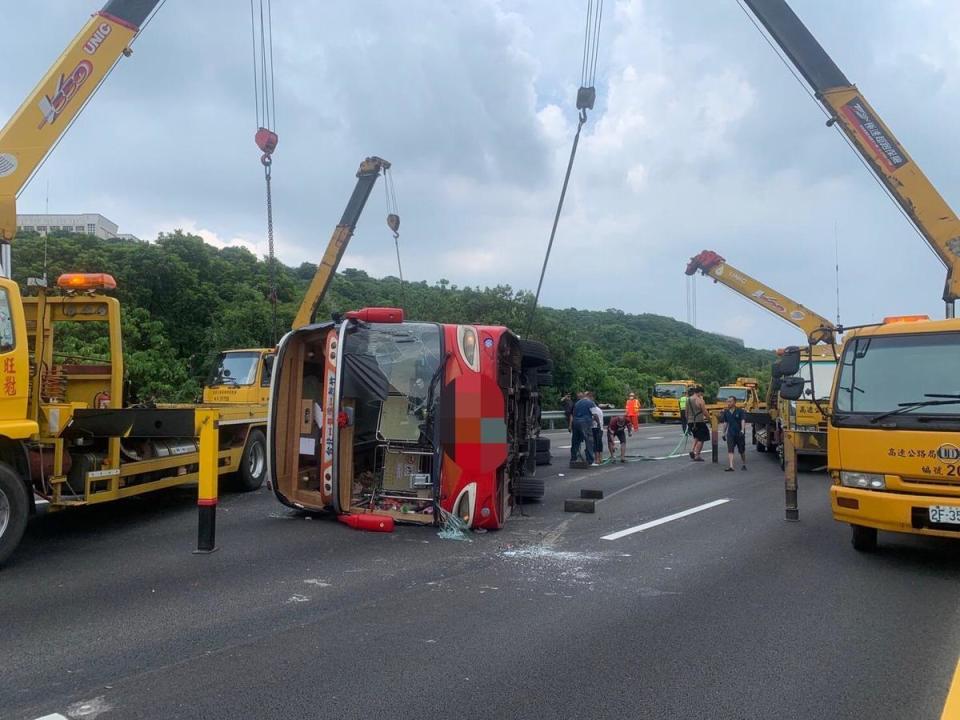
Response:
625,392,641,432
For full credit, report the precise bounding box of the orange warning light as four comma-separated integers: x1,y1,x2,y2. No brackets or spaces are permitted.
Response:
882,314,929,324
56,273,117,291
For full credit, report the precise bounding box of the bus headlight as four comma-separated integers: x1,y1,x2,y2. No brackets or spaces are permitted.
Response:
840,471,885,489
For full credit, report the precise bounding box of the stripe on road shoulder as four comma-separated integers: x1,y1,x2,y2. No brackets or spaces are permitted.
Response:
601,498,731,540
34,715,68,720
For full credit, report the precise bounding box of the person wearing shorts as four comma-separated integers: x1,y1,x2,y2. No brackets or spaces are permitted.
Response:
720,395,747,471
606,415,629,462
687,387,709,461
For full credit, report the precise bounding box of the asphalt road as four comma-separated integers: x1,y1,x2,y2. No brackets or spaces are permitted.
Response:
4,424,960,720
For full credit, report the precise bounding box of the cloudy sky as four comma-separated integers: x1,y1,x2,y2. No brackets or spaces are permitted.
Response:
2,0,958,349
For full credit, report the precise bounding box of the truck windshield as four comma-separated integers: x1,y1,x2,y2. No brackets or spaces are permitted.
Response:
835,333,960,416
210,351,260,386
794,360,836,402
717,387,749,402
654,384,685,398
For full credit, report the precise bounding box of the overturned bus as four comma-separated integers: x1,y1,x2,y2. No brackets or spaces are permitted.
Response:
267,307,551,529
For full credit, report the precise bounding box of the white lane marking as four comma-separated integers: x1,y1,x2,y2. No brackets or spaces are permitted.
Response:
558,445,571,449
601,498,731,541
646,436,663,440
35,715,68,720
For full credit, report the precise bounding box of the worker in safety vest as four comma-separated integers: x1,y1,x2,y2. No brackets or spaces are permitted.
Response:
678,392,688,435
625,393,641,432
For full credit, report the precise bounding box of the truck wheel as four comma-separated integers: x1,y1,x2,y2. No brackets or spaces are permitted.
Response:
851,524,878,553
237,429,267,491
0,463,29,567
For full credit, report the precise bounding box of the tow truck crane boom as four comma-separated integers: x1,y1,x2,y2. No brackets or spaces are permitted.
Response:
291,156,392,329
0,0,161,276
686,249,837,344
742,0,960,315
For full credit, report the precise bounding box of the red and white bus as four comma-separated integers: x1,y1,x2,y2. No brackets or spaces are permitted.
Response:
267,307,550,529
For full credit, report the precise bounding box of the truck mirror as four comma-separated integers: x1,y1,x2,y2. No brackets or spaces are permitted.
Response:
779,376,805,401
777,347,801,377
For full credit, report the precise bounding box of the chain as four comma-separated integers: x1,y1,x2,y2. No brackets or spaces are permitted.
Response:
264,157,277,344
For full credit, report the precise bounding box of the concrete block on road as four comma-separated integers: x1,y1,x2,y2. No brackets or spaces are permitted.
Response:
580,488,604,500
565,498,596,513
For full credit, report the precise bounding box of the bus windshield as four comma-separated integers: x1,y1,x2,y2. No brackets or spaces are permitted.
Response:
343,322,443,404
654,383,686,399
835,333,960,416
717,387,749,402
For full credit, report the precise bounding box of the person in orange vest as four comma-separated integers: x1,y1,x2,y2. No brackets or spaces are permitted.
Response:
625,392,641,432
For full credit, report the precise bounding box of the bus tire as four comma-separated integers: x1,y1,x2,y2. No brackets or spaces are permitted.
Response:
519,340,551,369
513,476,545,501
0,463,29,567
535,436,551,466
851,524,878,553
237,429,267,491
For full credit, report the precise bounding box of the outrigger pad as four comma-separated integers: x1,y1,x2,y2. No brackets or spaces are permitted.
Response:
580,489,603,500
565,498,596,514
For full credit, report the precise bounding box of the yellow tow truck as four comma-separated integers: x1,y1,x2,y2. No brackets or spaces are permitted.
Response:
686,250,837,467
712,377,763,413
0,0,276,565
651,379,697,423
745,0,960,550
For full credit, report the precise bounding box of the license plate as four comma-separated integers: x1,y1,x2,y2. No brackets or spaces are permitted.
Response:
928,505,960,525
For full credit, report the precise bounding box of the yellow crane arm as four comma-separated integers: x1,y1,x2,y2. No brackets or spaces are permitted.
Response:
686,250,837,344
743,0,960,310
291,156,392,329
0,0,160,246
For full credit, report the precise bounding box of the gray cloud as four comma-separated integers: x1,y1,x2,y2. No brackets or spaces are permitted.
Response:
1,0,957,350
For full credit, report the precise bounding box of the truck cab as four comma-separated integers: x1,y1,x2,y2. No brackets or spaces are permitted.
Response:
203,349,274,405
817,316,960,550
652,380,697,423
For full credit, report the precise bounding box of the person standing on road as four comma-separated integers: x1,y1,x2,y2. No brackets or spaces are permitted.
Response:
589,394,604,462
561,393,575,432
679,390,689,435
687,387,709,462
607,414,629,463
570,393,598,466
625,392,641,432
720,395,747,471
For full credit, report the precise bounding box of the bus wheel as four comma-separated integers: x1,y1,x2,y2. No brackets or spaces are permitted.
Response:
237,429,267,491
0,463,29,567
850,524,878,553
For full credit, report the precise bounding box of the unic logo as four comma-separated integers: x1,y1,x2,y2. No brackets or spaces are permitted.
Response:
37,60,93,129
937,444,960,463
83,22,112,55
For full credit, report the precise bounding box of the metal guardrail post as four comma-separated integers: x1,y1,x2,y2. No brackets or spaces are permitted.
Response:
194,409,220,554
